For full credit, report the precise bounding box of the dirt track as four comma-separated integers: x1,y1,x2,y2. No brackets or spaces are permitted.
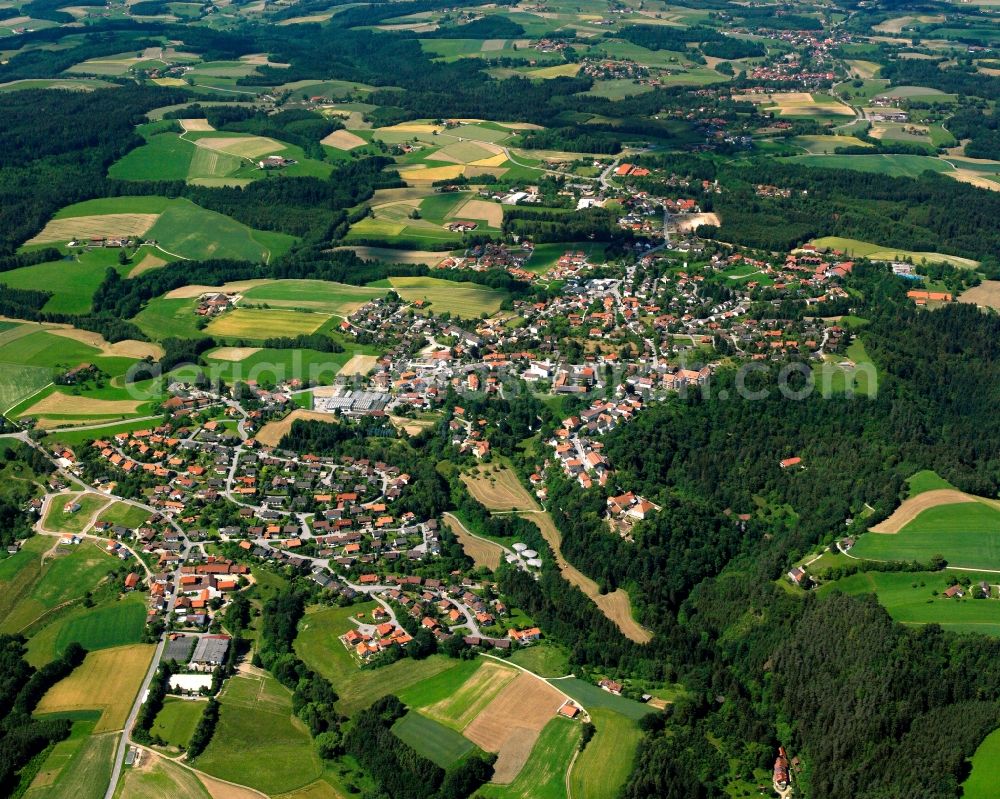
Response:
869,489,977,533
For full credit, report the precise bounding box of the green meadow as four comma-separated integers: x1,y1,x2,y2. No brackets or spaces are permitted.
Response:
476,717,581,799
391,711,476,768
0,250,132,315
570,708,642,799
962,727,1000,799
386,276,508,317
152,697,207,749
789,153,951,178
851,501,1000,569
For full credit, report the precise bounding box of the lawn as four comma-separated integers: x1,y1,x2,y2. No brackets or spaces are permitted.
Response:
0,539,118,636
192,671,324,795
549,678,651,721
43,493,109,534
205,308,332,339
851,502,1000,569
816,570,1000,636
295,604,460,715
386,276,507,317
391,711,476,768
962,727,1000,799
508,642,571,677
151,697,206,749
570,708,641,799
907,470,957,497
114,751,212,799
96,501,152,530
476,717,580,799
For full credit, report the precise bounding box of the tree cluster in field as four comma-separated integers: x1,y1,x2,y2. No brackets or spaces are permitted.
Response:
0,637,86,793
345,695,495,799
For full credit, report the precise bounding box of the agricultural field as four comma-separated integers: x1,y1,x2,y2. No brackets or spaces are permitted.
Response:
205,307,332,338
789,134,873,154
549,677,652,721
0,249,132,315
386,276,508,317
295,603,459,715
461,465,538,512
36,644,156,732
789,153,952,179
204,345,374,387
739,91,855,119
570,708,642,799
852,499,1000,569
192,671,324,795
240,279,386,314
444,513,505,571
24,725,119,799
255,409,341,448
476,717,580,799
906,470,957,497
959,280,1000,310
114,750,212,799
816,569,1000,636
810,236,978,269
151,697,206,749
26,592,149,666
507,642,571,677
391,711,477,768
0,537,119,635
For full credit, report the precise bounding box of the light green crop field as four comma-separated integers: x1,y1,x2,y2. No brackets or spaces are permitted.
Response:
817,570,1000,636
570,708,642,799
395,658,482,709
962,727,1000,799
240,279,385,314
0,539,117,635
391,711,476,768
476,717,581,799
906,470,957,497
146,199,296,262
0,250,130,315
810,236,978,269
24,728,118,799
789,154,951,178
133,297,203,339
193,672,323,795
851,502,1000,569
40,593,149,662
109,132,196,181
789,135,873,154
0,537,51,628
205,308,331,338
386,276,507,317
548,678,651,721
295,603,459,715
152,697,206,749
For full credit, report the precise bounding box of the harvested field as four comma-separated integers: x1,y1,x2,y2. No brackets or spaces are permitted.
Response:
448,198,503,226
332,246,450,266
425,660,518,729
398,164,466,182
118,751,213,799
128,253,168,277
23,391,142,417
47,327,164,359
461,465,538,512
27,213,159,245
337,353,379,376
195,771,267,799
208,347,262,362
463,672,566,783
205,308,330,338
947,169,1000,191
869,489,978,533
255,409,337,447
959,281,1000,310
320,129,367,150
164,279,272,299
469,153,507,168
444,514,504,570
180,118,214,132
194,136,283,159
529,513,654,644
675,212,720,233
36,643,155,732
378,122,443,134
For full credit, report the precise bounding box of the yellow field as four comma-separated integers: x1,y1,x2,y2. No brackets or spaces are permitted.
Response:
738,92,854,117
959,281,1000,310
469,153,508,168
194,136,284,159
947,169,1000,192
320,129,366,150
425,660,519,730
377,122,444,134
36,644,155,732
527,63,582,78
448,198,503,226
23,391,142,417
129,253,168,277
869,489,979,533
444,514,504,571
27,213,159,245
255,409,338,447
47,326,164,359
205,308,330,338
153,78,188,87
461,466,538,512
118,752,212,799
398,164,467,182
207,346,262,362
337,353,379,376
164,280,272,299
331,245,450,267
180,118,215,132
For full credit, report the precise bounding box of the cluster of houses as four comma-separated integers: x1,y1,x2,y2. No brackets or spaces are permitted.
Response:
195,292,238,317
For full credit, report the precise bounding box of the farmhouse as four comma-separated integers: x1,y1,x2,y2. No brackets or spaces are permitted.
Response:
190,634,231,670
258,155,296,169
